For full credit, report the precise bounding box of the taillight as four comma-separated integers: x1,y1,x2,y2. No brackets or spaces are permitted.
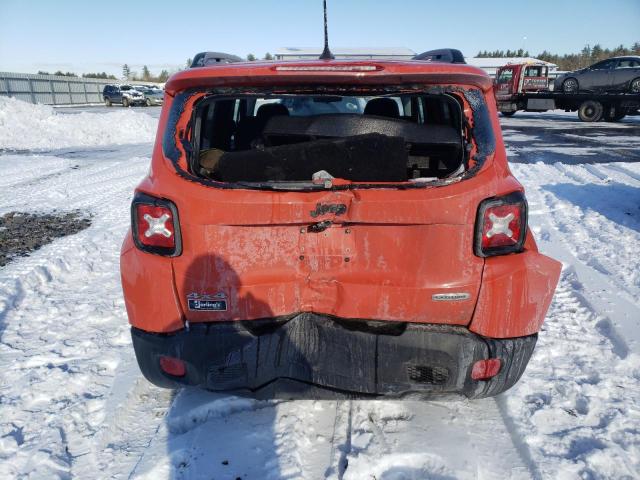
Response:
131,191,182,256
474,191,527,257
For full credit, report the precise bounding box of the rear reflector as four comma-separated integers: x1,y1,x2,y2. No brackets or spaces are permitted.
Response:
474,191,527,257
471,358,502,380
159,356,186,377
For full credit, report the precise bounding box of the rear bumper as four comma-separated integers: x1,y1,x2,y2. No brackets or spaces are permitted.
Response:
131,313,537,399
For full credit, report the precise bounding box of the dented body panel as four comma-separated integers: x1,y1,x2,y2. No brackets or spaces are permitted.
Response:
120,58,561,398
470,249,562,338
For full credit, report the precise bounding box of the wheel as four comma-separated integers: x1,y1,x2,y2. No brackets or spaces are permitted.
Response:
604,105,626,122
146,98,152,107
562,78,579,93
630,78,640,93
578,100,604,122
104,97,112,107
122,97,129,108
501,111,516,117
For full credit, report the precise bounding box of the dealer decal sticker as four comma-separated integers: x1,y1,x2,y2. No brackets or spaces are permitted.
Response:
187,292,228,311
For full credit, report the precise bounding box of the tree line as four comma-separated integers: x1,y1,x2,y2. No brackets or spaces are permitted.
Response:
476,42,640,70
38,44,639,82
246,53,273,61
121,64,171,83
476,49,530,58
37,70,117,79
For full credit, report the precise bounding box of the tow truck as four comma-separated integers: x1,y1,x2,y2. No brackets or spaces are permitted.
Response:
494,61,640,122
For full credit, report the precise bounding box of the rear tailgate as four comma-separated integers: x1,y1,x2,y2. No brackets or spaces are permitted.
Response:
171,188,484,325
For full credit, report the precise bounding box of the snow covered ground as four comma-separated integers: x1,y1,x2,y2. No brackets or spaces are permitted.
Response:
0,99,639,479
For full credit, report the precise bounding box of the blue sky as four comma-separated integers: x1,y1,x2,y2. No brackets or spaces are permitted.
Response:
0,0,638,76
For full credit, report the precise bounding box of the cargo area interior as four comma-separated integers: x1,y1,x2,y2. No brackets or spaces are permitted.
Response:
191,93,467,183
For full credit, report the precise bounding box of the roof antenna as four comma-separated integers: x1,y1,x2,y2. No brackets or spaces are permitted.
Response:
319,0,334,60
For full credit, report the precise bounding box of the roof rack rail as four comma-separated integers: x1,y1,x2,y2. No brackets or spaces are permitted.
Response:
190,52,244,68
413,49,466,64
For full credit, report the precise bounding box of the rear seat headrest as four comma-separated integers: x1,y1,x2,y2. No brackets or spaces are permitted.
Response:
256,103,290,120
364,98,400,118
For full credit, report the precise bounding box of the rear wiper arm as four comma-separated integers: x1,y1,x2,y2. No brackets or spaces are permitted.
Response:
234,181,327,191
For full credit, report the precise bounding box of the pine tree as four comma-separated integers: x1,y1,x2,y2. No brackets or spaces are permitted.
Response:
475,42,639,67
581,45,591,59
122,64,131,80
264,52,273,60
591,44,603,60
247,53,256,61
186,58,192,68
142,65,151,81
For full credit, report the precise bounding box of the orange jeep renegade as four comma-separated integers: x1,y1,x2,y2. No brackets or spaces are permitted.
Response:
120,50,561,399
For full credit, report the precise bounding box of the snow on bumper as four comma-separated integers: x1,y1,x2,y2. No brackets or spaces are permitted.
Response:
131,313,537,399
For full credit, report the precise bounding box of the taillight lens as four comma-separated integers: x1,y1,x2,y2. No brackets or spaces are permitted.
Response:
131,192,182,256
474,192,527,257
136,204,175,248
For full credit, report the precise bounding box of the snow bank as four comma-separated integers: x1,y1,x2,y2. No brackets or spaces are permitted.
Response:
0,97,157,150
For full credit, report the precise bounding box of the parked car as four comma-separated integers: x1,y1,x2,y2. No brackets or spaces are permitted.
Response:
133,85,164,106
553,56,640,93
120,50,561,399
102,84,145,107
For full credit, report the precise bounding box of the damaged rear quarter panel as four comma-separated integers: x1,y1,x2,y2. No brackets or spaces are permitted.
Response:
469,249,562,338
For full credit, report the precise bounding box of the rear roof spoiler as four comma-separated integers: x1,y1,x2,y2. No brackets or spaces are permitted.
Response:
191,52,244,68
413,49,466,64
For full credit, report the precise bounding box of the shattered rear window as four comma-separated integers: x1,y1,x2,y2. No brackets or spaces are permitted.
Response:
163,87,495,190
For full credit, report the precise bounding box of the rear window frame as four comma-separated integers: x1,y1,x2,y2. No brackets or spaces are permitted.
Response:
162,84,496,191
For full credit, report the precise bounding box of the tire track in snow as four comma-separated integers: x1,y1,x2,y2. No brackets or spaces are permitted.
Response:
552,161,602,184
325,400,353,479
0,155,72,189
337,399,535,480
125,392,537,479
602,163,640,184
502,272,640,478
506,159,640,477
270,400,338,479
127,392,339,479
